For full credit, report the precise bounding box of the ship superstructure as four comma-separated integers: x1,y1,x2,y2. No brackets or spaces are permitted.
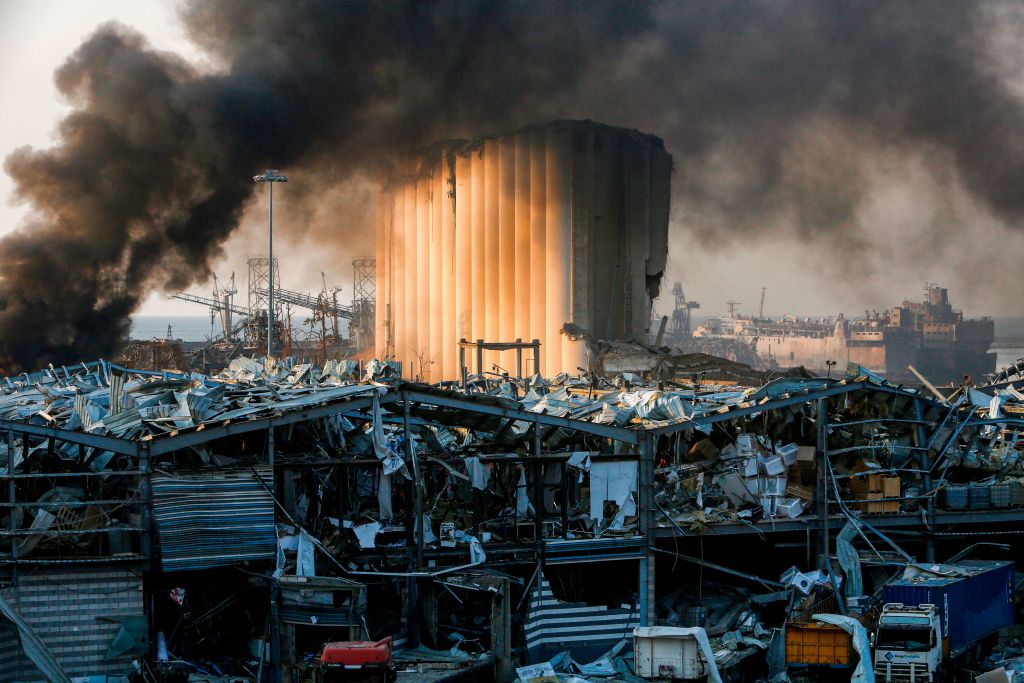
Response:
690,285,994,383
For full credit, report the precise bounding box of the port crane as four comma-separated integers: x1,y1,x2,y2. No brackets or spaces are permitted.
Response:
170,292,248,318
671,282,701,337
171,272,249,342
172,257,376,349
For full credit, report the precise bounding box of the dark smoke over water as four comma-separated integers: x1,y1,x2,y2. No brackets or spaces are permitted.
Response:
2,0,1023,370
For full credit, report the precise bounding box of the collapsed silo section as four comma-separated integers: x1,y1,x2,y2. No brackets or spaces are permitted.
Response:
375,120,671,381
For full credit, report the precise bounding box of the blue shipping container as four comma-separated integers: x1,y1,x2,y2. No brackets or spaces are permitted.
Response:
883,560,1015,655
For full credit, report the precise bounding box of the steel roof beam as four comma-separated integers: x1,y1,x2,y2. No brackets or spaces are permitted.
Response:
400,389,639,443
645,382,936,436
148,394,383,455
0,420,140,456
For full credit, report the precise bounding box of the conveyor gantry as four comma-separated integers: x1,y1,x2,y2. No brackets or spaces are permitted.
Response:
256,287,355,320
170,292,249,316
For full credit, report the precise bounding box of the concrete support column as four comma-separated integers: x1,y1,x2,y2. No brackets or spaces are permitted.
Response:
545,127,571,376
513,133,532,358
454,153,473,369
441,152,457,380
416,177,431,379
484,139,500,371
470,150,486,370
498,137,517,363
403,183,418,378
528,130,547,375
430,159,444,380
391,189,405,364
375,188,390,359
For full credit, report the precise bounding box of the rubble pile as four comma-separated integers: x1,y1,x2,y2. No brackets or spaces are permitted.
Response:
0,355,1023,682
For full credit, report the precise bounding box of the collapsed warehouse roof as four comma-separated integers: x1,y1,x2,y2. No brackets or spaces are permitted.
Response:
1,354,1024,680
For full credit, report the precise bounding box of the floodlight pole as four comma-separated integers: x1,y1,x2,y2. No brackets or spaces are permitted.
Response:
253,170,288,358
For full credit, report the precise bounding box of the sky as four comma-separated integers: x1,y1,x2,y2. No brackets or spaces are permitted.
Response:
0,0,199,314
1,1,1021,323
0,0,373,319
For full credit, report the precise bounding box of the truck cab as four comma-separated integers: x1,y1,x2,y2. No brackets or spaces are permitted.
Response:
873,603,942,682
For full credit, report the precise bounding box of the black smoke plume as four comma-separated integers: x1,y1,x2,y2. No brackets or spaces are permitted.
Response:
2,0,1023,371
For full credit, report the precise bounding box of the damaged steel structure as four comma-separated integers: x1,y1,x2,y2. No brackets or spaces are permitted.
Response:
1,356,1024,682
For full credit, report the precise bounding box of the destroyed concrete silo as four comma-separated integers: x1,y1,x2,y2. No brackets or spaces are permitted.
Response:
375,120,671,380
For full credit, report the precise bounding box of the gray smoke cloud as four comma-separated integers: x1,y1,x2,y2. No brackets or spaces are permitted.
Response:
2,0,1022,371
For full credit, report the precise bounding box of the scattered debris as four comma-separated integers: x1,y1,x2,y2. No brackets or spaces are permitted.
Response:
0,354,1022,681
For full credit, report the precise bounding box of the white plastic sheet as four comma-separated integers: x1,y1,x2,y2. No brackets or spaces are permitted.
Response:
567,451,591,484
296,530,316,576
378,472,393,521
467,536,487,564
417,513,438,544
517,470,534,519
353,522,381,549
372,393,405,475
465,456,490,490
812,614,874,683
590,461,637,529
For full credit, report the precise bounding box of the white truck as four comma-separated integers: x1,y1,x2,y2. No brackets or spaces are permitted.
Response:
875,560,1016,681
873,603,942,682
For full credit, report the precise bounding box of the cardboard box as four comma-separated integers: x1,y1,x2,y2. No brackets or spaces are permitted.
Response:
849,473,871,497
788,465,815,486
882,475,900,498
796,446,816,464
865,491,898,514
785,482,815,501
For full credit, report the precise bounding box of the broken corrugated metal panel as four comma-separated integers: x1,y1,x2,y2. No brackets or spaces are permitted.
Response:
0,594,71,683
525,575,639,664
151,467,276,571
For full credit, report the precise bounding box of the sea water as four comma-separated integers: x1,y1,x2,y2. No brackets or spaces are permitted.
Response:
131,315,1024,369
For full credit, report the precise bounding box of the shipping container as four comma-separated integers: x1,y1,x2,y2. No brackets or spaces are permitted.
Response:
882,560,1014,656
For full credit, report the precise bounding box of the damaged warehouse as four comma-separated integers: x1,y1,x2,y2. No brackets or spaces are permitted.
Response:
1,355,1024,682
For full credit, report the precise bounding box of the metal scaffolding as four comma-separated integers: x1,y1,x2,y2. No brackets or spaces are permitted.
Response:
351,257,376,350
247,255,281,344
